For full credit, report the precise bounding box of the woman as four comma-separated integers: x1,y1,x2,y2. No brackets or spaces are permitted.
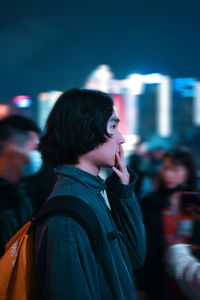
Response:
136,147,198,300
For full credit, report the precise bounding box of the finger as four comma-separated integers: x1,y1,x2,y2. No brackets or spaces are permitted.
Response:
116,152,126,172
112,166,123,179
112,166,130,184
119,144,125,160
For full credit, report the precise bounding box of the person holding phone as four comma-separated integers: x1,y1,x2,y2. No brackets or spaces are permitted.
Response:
136,147,198,300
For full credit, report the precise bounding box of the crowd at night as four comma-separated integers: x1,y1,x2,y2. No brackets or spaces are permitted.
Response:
0,0,200,299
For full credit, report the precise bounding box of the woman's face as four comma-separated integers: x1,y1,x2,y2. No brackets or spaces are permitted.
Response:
160,157,188,189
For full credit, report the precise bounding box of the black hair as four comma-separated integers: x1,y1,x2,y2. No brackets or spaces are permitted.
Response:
0,115,40,154
159,147,197,190
0,115,41,134
39,88,114,167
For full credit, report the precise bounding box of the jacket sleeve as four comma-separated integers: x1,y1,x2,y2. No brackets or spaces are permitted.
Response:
105,170,146,269
165,244,200,300
35,216,101,300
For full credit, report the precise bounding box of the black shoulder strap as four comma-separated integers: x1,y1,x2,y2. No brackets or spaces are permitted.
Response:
28,195,104,256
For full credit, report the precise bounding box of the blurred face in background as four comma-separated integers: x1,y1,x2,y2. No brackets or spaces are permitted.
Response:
23,131,39,151
160,157,188,189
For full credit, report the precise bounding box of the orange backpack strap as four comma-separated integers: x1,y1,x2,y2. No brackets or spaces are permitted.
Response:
4,221,31,252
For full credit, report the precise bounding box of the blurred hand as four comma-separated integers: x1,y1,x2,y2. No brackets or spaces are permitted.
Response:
185,204,200,220
112,144,130,185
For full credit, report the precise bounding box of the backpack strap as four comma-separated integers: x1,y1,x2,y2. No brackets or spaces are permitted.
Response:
28,195,104,256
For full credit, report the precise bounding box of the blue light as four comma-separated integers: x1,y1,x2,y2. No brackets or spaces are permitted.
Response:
12,95,32,108
174,78,196,98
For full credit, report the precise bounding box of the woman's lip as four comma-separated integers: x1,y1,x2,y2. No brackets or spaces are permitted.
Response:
166,182,175,186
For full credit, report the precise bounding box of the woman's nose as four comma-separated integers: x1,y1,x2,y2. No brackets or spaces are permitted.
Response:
118,131,125,144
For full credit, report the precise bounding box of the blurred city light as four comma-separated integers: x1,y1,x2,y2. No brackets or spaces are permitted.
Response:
0,104,10,119
174,78,196,97
38,90,62,129
194,81,200,125
123,134,140,151
85,64,114,93
12,95,32,108
157,76,171,137
126,74,144,95
144,73,162,84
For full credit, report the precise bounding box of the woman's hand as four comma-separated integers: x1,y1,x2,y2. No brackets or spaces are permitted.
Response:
112,144,130,185
186,204,200,221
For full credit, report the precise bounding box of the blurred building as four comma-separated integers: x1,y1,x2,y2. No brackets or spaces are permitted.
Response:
35,65,200,166
85,66,172,144
84,65,200,167
173,78,197,137
37,91,63,130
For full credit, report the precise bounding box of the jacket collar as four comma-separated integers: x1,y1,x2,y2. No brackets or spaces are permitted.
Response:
56,164,106,192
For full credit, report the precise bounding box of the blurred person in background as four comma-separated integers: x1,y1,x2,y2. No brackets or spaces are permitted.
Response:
22,159,56,214
129,143,164,199
0,115,55,257
136,147,199,300
165,198,200,300
128,141,148,197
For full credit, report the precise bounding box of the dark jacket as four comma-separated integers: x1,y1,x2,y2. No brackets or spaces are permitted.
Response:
0,164,56,257
135,191,167,300
0,178,33,256
35,164,146,300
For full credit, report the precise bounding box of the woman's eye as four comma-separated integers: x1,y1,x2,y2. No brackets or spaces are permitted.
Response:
111,124,116,129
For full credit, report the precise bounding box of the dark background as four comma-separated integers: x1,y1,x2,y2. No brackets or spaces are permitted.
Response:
1,0,200,101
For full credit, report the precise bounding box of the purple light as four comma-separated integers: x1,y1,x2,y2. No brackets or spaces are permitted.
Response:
12,95,32,108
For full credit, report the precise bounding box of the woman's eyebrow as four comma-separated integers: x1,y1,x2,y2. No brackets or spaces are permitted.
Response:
109,117,120,123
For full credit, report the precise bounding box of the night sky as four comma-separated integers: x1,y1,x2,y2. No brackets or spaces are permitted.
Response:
1,0,200,101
